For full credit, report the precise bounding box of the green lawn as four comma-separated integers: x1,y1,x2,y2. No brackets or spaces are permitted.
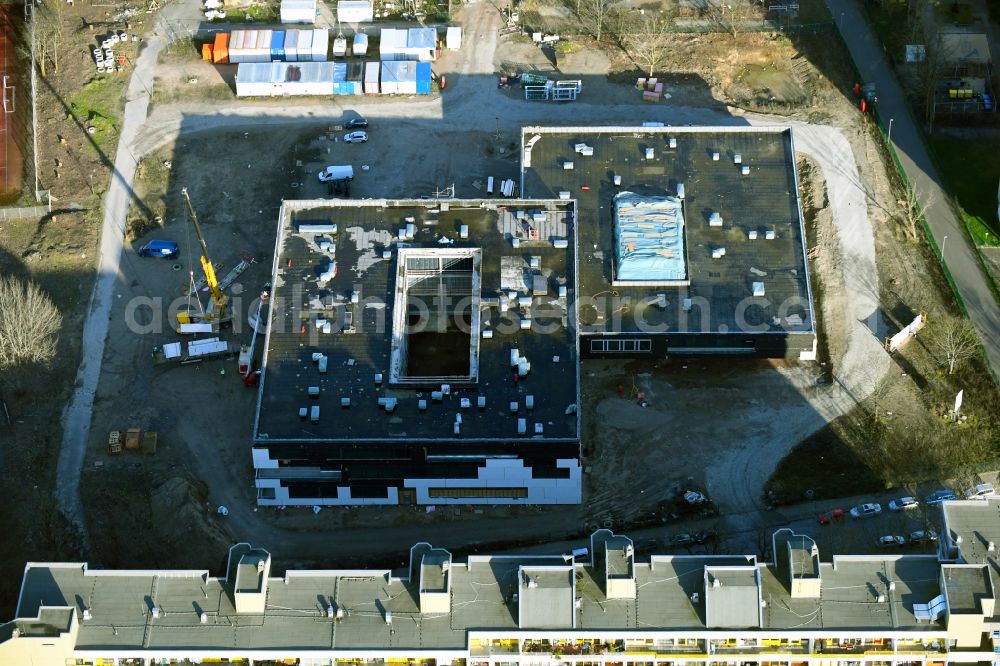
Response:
930,136,1000,246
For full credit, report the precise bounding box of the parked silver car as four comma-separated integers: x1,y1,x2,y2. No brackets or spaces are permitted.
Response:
850,502,882,519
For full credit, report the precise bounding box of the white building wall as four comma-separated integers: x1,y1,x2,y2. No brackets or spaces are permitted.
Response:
408,457,581,505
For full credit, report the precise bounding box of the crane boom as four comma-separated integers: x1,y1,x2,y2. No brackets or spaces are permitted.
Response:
181,187,228,319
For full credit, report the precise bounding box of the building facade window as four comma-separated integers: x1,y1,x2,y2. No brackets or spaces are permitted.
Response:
428,487,529,499
590,338,652,353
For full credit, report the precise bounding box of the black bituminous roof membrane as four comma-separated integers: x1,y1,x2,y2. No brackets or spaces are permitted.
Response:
255,201,580,443
522,127,815,337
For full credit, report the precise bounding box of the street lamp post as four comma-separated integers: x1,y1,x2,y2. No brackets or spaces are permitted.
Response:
942,235,948,259
888,118,894,144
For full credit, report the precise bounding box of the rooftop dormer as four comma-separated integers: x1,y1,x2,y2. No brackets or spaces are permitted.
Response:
227,544,271,614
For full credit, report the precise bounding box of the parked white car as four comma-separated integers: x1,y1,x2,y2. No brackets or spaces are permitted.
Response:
889,496,919,511
965,483,996,500
850,503,882,519
343,131,368,144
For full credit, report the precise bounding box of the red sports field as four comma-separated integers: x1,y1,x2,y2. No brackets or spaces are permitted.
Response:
0,3,24,199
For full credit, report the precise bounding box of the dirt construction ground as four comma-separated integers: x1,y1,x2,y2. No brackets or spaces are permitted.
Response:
1,0,980,598
60,0,911,576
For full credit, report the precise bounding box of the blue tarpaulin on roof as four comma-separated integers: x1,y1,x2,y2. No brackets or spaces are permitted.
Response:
271,31,286,60
416,61,432,94
613,193,687,282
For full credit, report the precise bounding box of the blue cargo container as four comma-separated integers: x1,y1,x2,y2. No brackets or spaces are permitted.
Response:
332,62,359,95
416,62,432,94
270,31,286,60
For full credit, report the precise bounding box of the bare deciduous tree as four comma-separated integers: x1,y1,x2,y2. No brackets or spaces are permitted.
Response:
928,315,979,375
578,0,615,42
0,276,61,381
31,0,65,78
895,183,934,242
621,12,674,78
708,0,756,39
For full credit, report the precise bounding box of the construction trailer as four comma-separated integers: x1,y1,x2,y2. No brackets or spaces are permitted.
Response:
152,337,237,366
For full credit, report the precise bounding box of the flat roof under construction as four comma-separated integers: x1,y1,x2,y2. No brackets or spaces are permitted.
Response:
252,199,580,444
520,126,815,339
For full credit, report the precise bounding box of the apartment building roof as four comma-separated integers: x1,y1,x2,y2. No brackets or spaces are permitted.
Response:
7,532,970,656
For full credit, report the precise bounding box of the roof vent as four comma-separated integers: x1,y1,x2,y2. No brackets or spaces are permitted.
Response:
990,541,996,551
765,229,776,240
690,592,700,604
82,609,92,621
327,605,336,618
712,247,726,259
310,406,320,423
337,608,344,619
734,153,742,164
712,151,720,161
889,581,896,591
384,610,393,624
676,183,685,199
741,165,751,176
644,147,654,159
151,607,161,619
752,282,766,297
957,535,963,544
877,594,887,603
11,628,19,638
527,577,538,588
748,230,758,240
709,212,723,227
712,577,721,588
256,560,265,573
200,612,208,624
668,137,677,149
613,173,622,186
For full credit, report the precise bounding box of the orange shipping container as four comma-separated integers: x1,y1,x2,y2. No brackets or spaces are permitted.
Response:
201,43,213,61
212,32,230,64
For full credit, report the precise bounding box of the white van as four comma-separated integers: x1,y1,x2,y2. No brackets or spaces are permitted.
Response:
318,165,354,182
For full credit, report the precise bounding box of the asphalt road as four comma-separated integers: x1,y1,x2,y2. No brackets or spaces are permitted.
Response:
827,0,1000,379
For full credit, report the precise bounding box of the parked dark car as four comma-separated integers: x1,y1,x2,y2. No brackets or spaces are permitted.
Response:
345,117,368,129
925,490,956,505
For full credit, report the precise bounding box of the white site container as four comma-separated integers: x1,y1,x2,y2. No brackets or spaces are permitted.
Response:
311,28,329,61
337,0,373,22
379,27,407,60
280,0,316,23
254,29,272,62
298,29,313,59
285,29,299,62
364,60,379,93
353,32,368,56
446,26,461,50
406,27,437,61
228,29,245,63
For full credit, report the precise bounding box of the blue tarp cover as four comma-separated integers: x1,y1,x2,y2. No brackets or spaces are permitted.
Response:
613,193,687,282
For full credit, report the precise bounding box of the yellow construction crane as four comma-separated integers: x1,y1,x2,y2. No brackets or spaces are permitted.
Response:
176,187,229,328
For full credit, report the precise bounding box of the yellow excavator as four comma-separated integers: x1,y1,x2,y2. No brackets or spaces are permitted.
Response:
176,188,230,330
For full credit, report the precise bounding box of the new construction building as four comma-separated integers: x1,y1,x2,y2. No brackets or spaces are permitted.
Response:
250,125,816,506
5,500,1000,665
521,126,816,359
252,199,581,506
